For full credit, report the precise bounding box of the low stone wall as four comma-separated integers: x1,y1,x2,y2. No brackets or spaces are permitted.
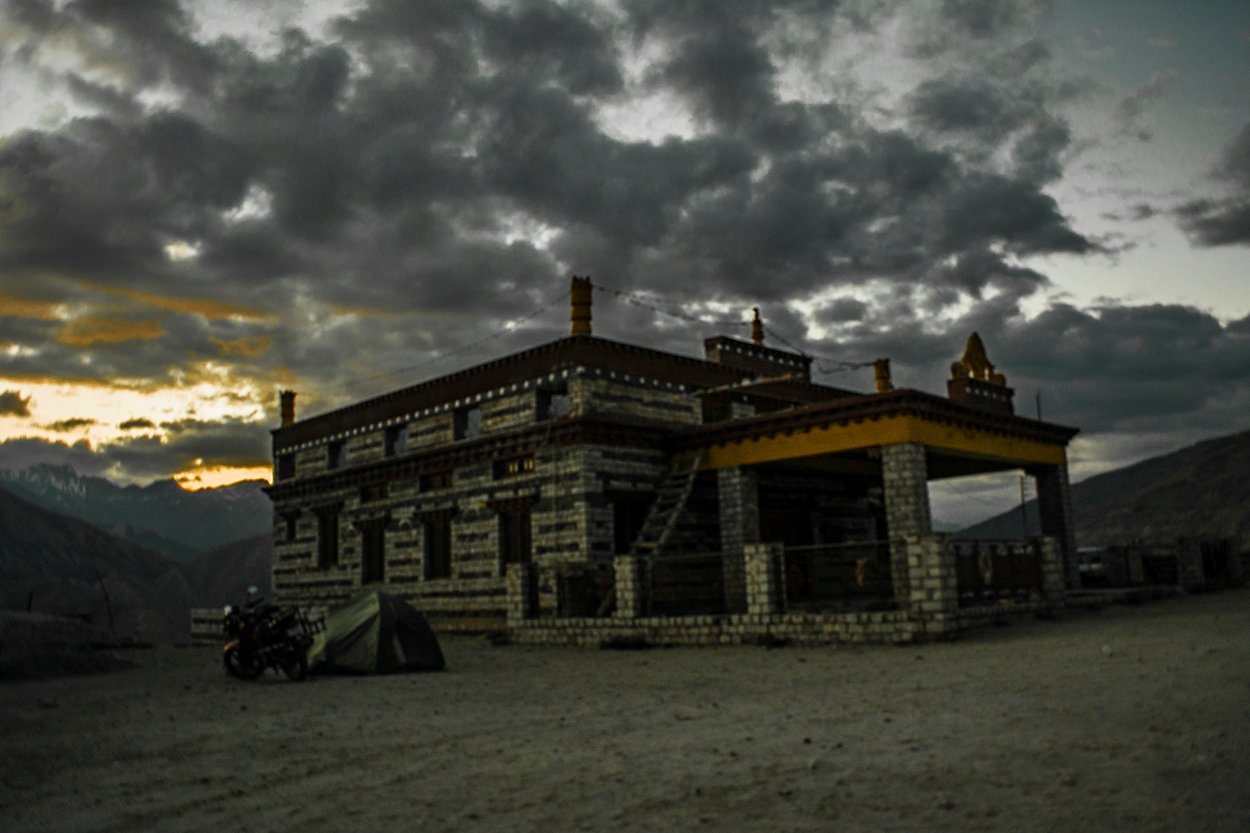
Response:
508,610,914,647
505,536,1068,647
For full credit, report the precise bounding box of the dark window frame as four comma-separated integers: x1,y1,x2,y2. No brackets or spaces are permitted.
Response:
315,504,341,569
453,405,482,440
537,385,570,421
493,456,535,479
423,516,454,580
327,440,346,470
384,424,408,457
281,510,300,543
360,518,386,584
497,502,533,573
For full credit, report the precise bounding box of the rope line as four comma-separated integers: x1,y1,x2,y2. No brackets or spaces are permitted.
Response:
591,282,750,328
333,290,566,395
316,280,882,398
591,281,879,375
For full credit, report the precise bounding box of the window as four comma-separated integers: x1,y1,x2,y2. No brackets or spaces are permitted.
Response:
315,505,340,569
454,405,481,439
385,424,408,457
360,519,386,584
276,453,295,481
327,440,346,470
493,456,535,479
360,483,388,503
423,516,453,579
537,386,570,420
498,504,532,570
420,469,453,491
282,510,300,543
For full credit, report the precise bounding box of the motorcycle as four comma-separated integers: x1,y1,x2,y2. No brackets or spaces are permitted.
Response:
222,587,317,682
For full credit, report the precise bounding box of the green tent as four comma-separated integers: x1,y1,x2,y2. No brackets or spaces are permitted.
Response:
308,591,445,674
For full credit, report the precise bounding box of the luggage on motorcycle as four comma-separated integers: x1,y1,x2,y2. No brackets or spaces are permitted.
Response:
308,591,444,674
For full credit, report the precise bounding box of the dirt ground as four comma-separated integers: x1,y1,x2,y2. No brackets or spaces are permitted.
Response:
2,590,1248,833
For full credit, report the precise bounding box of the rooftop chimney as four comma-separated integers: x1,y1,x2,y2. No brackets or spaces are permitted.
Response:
570,275,592,335
279,390,296,427
873,358,893,392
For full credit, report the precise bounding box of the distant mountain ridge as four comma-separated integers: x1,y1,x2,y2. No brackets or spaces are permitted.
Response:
961,429,1250,549
0,487,271,643
0,464,272,560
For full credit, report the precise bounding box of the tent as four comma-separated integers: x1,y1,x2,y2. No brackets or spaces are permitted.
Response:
308,591,445,674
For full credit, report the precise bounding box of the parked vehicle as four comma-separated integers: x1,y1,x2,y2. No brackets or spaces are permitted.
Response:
1077,547,1110,587
222,587,317,681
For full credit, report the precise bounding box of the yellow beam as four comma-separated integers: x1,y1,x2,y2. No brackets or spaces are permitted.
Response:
699,414,1067,471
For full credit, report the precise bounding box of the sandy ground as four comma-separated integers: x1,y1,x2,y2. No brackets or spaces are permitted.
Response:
2,590,1249,833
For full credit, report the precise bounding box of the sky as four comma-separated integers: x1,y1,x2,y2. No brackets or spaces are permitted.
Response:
0,0,1246,525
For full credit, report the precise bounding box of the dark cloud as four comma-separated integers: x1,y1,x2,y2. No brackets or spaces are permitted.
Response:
0,390,32,417
1113,70,1177,142
1177,123,1250,246
103,418,271,480
45,418,96,432
0,437,112,477
0,0,1217,485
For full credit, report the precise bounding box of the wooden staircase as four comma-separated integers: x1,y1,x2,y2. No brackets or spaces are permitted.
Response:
630,450,704,558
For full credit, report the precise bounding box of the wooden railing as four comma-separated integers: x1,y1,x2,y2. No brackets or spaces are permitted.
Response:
782,541,895,611
952,539,1042,606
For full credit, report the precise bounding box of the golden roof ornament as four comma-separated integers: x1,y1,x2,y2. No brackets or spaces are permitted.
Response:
950,332,1006,386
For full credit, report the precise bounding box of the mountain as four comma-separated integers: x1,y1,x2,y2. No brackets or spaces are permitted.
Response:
0,487,275,643
181,533,272,608
0,464,272,560
0,488,193,643
960,429,1250,549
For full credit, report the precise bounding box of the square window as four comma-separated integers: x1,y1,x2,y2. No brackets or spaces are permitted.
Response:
493,456,535,479
538,386,570,420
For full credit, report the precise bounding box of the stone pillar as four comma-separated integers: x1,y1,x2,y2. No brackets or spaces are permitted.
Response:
744,543,785,617
1038,536,1066,602
881,443,931,604
904,535,958,637
506,563,536,625
717,467,760,613
1032,462,1077,588
613,555,643,619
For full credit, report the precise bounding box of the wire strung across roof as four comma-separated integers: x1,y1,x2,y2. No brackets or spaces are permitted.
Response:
591,281,877,376
329,290,568,397
317,279,879,402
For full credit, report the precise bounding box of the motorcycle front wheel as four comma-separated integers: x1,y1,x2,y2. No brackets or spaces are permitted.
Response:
224,644,263,680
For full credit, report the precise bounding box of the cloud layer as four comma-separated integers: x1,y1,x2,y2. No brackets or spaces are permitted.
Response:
0,0,1246,491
